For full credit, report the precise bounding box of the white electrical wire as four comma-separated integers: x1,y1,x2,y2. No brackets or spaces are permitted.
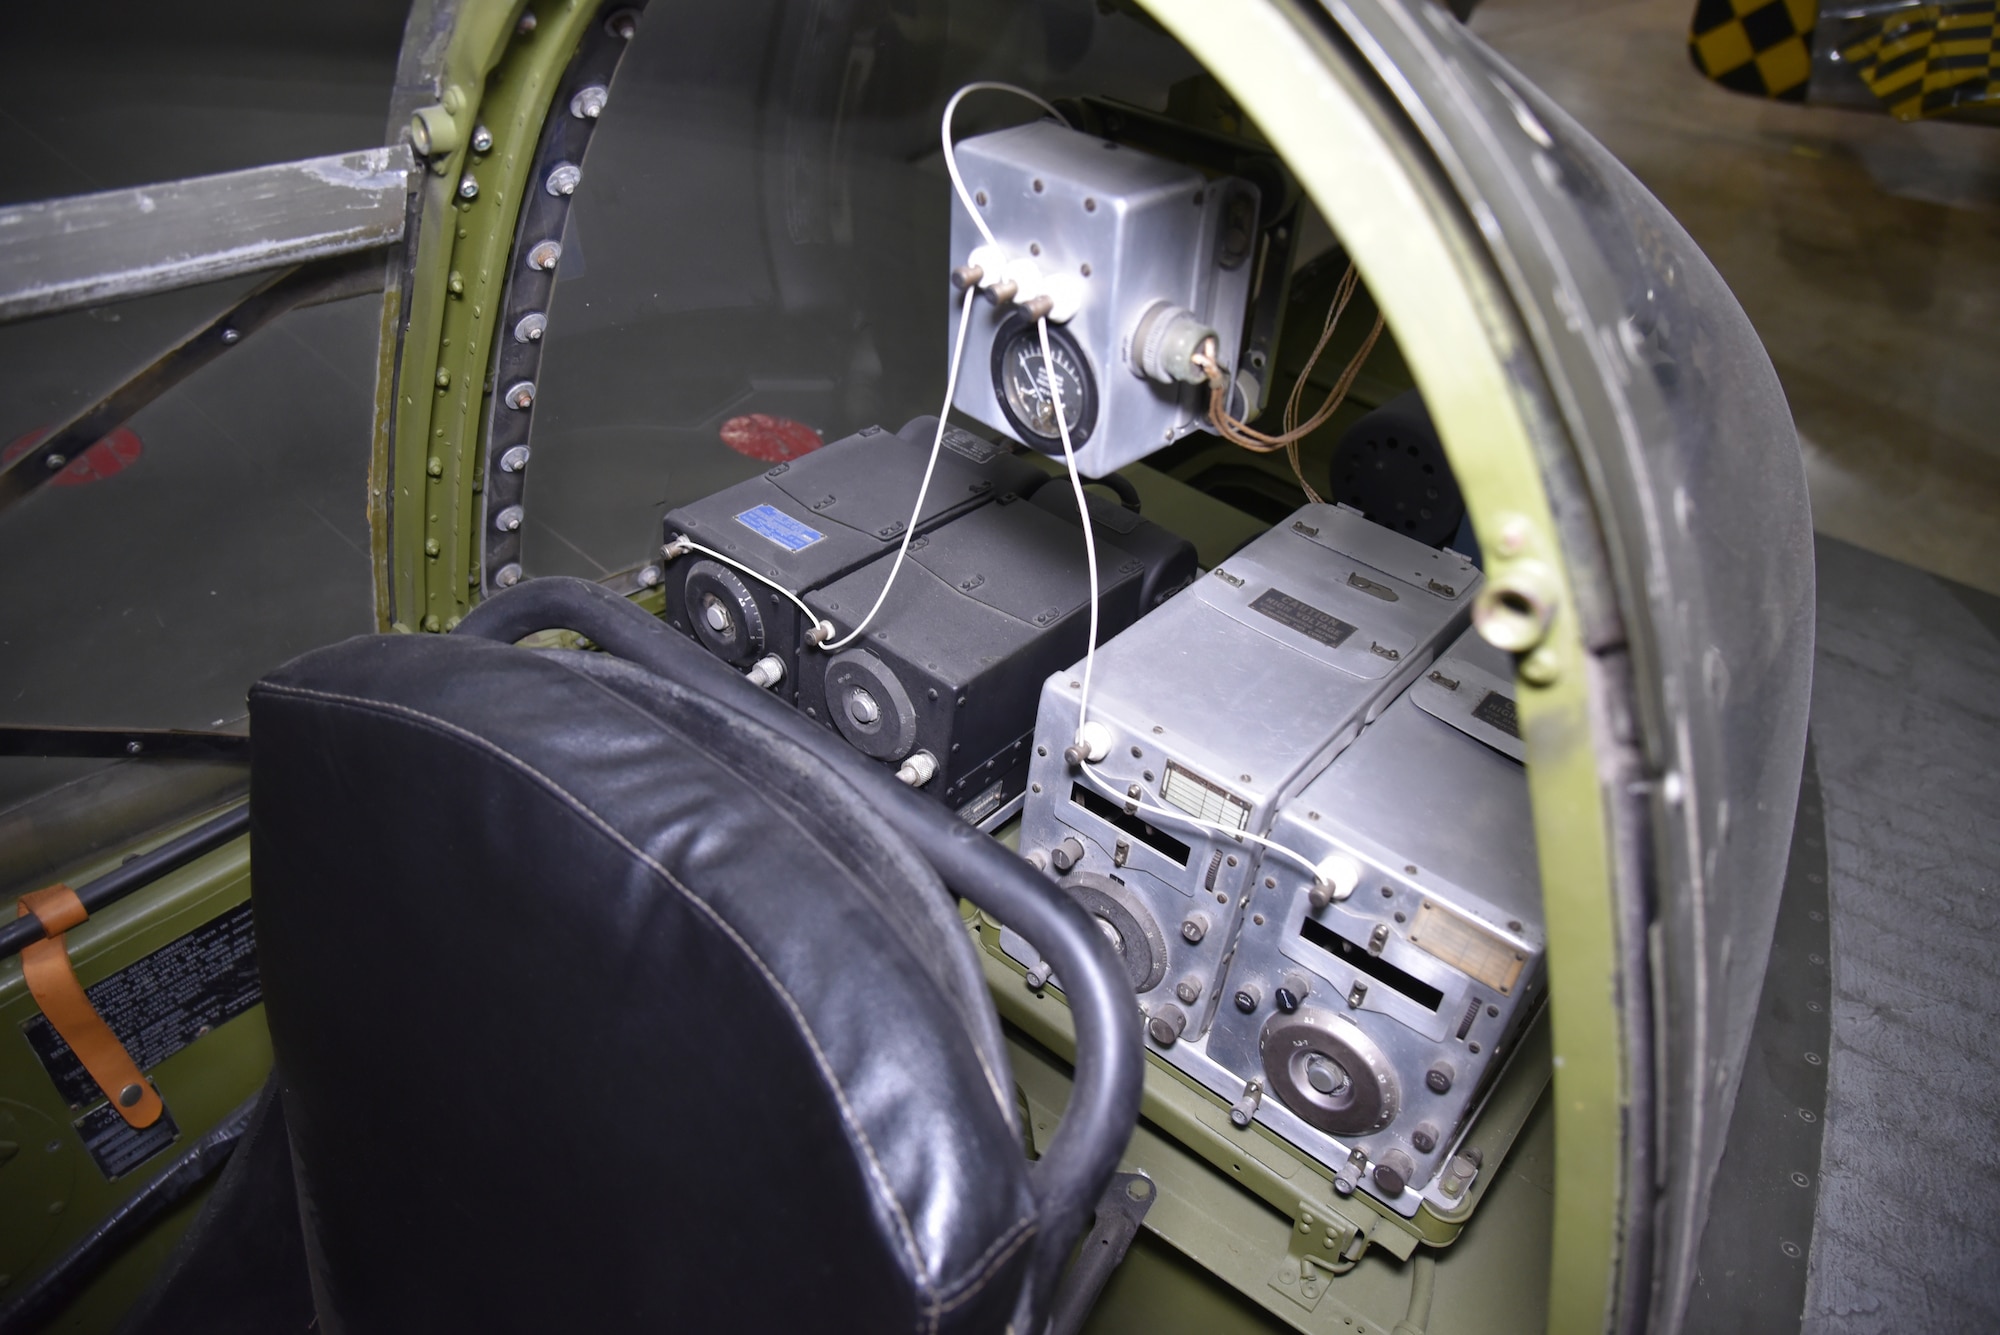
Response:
663,535,831,643
1073,758,1332,883
1041,316,1101,727
941,82,1066,249
819,284,979,653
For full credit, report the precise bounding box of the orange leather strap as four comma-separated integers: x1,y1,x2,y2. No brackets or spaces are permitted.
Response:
16,885,163,1129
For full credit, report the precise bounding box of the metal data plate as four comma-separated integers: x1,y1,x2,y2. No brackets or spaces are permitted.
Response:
1017,505,1478,1050
1199,507,1479,683
1203,689,1545,1218
948,120,1257,476
1411,625,1525,762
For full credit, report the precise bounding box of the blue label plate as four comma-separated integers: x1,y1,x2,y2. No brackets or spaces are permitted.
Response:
734,504,824,552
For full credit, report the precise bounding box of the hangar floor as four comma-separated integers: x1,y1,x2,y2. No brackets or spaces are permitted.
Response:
1,4,1996,1333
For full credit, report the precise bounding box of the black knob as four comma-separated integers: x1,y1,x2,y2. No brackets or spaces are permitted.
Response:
1372,1149,1414,1197
1147,1004,1189,1046
1180,914,1209,945
1425,1062,1454,1095
1411,1123,1440,1155
1234,985,1261,1014
1049,837,1084,873
1274,987,1300,1014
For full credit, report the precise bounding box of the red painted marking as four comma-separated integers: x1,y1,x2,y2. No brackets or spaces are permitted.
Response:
3,426,144,487
719,414,822,464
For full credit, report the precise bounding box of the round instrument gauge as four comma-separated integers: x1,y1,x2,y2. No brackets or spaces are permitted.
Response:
990,313,1097,453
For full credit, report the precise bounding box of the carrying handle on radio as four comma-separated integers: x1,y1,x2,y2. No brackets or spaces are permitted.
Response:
455,576,1145,1319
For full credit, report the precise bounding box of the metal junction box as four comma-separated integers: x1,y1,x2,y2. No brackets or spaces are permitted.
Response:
948,120,1258,476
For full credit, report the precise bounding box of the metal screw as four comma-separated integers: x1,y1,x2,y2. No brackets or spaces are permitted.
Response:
220,327,241,344
703,599,732,634
545,163,581,196
495,563,522,588
458,173,479,200
499,444,531,473
513,312,547,343
494,505,525,532
44,454,67,470
638,566,662,588
118,1083,143,1108
606,7,638,38
517,11,538,33
527,240,562,271
570,85,609,119
505,381,536,410
847,688,880,725
470,124,494,153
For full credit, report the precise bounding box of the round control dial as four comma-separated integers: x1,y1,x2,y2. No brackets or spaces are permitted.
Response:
825,649,918,762
683,561,765,668
1259,1009,1400,1137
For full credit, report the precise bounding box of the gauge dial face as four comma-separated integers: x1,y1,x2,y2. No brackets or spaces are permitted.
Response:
990,315,1096,451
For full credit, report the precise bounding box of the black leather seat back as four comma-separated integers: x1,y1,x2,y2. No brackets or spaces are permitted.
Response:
249,634,1037,1334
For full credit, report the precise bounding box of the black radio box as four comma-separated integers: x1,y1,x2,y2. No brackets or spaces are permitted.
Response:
659,417,1046,696
797,490,1194,823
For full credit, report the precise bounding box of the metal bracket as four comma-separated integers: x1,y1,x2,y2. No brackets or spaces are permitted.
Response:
1269,1197,1376,1310
1045,1172,1156,1335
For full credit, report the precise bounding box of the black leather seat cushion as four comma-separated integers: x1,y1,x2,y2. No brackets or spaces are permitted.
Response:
248,634,1036,1334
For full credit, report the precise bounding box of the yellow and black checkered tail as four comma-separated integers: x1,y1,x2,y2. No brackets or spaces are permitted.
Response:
1840,3,2000,120
1689,0,1819,101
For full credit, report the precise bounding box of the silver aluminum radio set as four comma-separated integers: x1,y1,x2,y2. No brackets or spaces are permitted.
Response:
1013,506,1547,1217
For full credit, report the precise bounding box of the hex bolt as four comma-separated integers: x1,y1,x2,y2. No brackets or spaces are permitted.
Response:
505,381,536,410
1425,1062,1454,1095
570,85,609,119
1175,975,1203,1006
702,598,732,635
513,312,547,343
494,563,523,588
494,505,524,533
545,163,581,197
499,445,532,473
527,240,562,271
458,173,480,200
1180,914,1209,945
1049,836,1084,874
1146,1004,1188,1046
